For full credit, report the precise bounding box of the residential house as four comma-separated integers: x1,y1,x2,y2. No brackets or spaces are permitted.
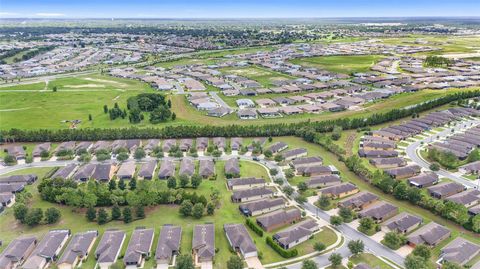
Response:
239,198,286,217
408,173,439,188
256,208,302,232
385,165,421,180
196,138,209,152
306,175,341,189
57,231,98,269
192,224,215,263
95,230,126,269
91,164,116,182
179,158,195,177
6,146,25,160
296,165,335,177
237,109,257,120
116,162,136,180
227,177,265,190
0,174,37,185
32,143,51,158
459,161,480,175
383,212,422,234
427,182,465,199
338,191,379,211
212,137,226,151
267,142,288,154
155,225,182,266
440,237,480,266
359,201,399,222
319,183,359,199
137,160,157,180
231,187,273,203
225,158,240,177
281,148,307,161
72,164,96,181
0,237,37,269
144,139,160,154
179,139,193,152
446,189,480,207
224,224,258,258
231,138,243,151
162,139,176,152
407,222,450,247
75,142,92,155
22,230,70,269
290,157,323,170
158,159,176,179
273,219,319,249
123,228,154,268
51,164,77,180
369,158,407,169
199,159,215,178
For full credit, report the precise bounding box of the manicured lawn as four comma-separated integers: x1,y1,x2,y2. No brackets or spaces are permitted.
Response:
290,55,384,74
349,253,395,269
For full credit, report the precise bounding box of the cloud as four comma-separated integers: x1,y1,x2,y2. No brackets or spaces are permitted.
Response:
35,13,65,17
0,12,19,16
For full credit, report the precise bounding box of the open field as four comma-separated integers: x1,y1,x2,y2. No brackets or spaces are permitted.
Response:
290,55,384,74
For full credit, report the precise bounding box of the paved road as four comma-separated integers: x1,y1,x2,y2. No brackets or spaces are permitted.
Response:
405,118,480,189
209,91,233,110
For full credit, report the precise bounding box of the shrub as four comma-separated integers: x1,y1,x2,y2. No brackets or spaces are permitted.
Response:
246,218,263,237
266,236,298,258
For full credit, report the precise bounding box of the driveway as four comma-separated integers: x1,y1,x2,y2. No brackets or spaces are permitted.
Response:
245,256,264,269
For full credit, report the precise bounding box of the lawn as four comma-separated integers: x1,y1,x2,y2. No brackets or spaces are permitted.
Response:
289,55,384,74
0,157,337,268
349,253,395,269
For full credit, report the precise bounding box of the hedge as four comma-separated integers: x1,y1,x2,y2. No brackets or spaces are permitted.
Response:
246,218,263,237
266,236,298,258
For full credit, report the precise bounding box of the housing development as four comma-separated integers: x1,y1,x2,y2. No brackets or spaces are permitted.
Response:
0,10,480,269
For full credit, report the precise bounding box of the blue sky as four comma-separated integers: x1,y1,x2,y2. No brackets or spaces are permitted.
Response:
0,0,479,18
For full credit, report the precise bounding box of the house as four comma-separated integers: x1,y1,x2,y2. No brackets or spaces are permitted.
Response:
231,187,273,203
32,143,51,158
73,164,96,181
459,161,480,175
225,158,240,177
407,222,450,247
427,182,465,199
6,146,25,160
0,193,15,207
319,183,359,199
158,159,176,179
236,99,255,108
281,148,307,161
179,158,195,177
237,109,257,119
369,158,407,169
224,223,258,258
358,201,399,222
75,142,93,155
137,160,157,180
208,107,232,117
291,157,323,169
196,137,209,152
179,139,193,152
55,141,76,154
212,137,226,151
362,142,395,151
358,149,399,158
162,139,176,152
91,164,116,182
273,219,319,249
256,208,302,232
385,165,421,180
231,138,243,151
124,228,154,268
267,142,288,154
306,175,341,189
0,237,37,269
51,164,77,180
0,182,25,194
116,162,136,180
227,177,265,190
95,230,126,269
192,224,215,263
383,212,422,234
440,237,480,266
407,173,439,188
57,230,98,269
22,229,70,269
144,139,160,153
0,174,37,185
155,225,182,266
199,159,215,178
298,165,338,177
338,191,379,211
239,198,286,217
446,189,480,207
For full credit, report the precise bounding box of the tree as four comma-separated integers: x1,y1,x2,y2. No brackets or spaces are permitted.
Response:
136,205,145,219
103,104,108,113
167,177,177,189
52,86,57,92
318,195,331,210
412,245,431,261
179,200,193,217
134,148,146,160
393,181,408,200
207,203,215,215
282,186,294,196
472,214,480,232
175,254,195,269
45,207,61,224
274,154,285,163
116,152,129,162
108,180,117,191
171,112,176,120
111,204,121,220
88,114,92,121
358,217,375,234
227,255,243,269
405,254,429,269
118,179,126,190
382,231,407,250
264,150,273,158
314,242,326,252
123,207,133,223
192,203,204,219
150,105,172,123
348,240,364,255
179,174,189,188
442,262,463,269
13,203,28,223
297,182,308,192
429,163,440,171
338,207,354,222
302,260,318,269
270,168,278,176
97,208,109,225
330,215,343,226
25,208,43,226
328,253,342,268
331,125,342,141
129,177,137,190
191,174,202,189
86,206,96,221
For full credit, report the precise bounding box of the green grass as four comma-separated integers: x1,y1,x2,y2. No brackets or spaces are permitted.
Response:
290,55,384,74
349,253,395,269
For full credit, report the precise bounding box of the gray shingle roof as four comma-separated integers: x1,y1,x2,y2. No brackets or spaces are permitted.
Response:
320,183,358,196
116,161,136,179
192,224,215,260
58,230,97,265
225,158,240,175
123,228,154,266
306,174,341,187
158,159,175,178
51,164,77,179
383,212,422,233
227,177,265,189
0,236,36,268
95,230,126,263
138,160,157,179
199,159,215,177
441,237,480,265
256,209,301,230
232,187,273,200
338,191,378,209
155,225,182,262
407,222,450,246
179,158,195,176
359,201,398,220
224,223,257,256
239,198,285,214
23,230,70,269
273,219,317,247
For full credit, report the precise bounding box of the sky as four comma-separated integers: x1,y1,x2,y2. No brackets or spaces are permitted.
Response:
0,0,479,19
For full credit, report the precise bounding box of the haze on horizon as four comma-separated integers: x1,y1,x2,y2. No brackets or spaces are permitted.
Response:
0,0,479,19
